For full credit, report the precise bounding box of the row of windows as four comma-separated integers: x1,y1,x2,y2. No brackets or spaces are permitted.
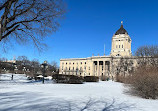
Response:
116,45,123,48
116,40,123,41
61,72,91,76
116,39,130,42
62,67,90,71
62,62,87,65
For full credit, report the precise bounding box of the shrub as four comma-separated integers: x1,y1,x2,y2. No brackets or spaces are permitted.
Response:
115,75,125,83
100,76,107,81
127,66,158,99
52,74,84,84
84,76,99,82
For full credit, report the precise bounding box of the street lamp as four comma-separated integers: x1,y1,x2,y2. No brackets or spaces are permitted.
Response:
40,61,48,84
23,66,26,74
12,63,17,80
3,68,6,73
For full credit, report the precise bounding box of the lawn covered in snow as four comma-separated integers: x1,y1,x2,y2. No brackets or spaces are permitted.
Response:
0,74,158,111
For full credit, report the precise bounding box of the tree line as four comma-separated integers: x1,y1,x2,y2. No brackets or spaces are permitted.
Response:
0,56,58,76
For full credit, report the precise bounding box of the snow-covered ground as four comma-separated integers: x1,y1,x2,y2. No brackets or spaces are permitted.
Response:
0,74,158,111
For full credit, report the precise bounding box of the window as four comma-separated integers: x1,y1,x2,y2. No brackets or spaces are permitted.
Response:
73,67,74,70
73,62,74,65
84,67,86,70
116,45,117,48
81,62,82,64
119,45,120,48
122,45,123,48
124,66,127,71
89,67,90,70
69,67,70,70
66,62,67,65
85,62,86,64
69,62,71,65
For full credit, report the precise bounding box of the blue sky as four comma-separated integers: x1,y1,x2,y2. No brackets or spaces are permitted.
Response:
1,0,158,65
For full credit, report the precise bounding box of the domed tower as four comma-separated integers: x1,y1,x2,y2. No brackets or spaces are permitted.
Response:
111,21,132,57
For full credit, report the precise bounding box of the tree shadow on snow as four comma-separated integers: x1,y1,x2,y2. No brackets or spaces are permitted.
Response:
0,92,137,111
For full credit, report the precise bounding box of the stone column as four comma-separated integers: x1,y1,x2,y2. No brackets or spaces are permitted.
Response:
110,61,113,78
92,61,95,76
103,61,105,76
95,62,96,76
97,61,100,76
100,63,102,76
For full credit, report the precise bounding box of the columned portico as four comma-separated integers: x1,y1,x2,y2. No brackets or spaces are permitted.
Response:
92,60,111,77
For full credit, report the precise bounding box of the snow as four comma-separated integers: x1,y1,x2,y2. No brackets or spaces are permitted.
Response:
36,75,43,78
36,75,52,80
0,74,158,111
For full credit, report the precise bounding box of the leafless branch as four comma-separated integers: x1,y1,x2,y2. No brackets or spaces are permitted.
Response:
0,0,66,51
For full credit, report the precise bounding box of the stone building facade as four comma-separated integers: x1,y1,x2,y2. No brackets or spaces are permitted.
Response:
111,22,132,57
59,22,138,79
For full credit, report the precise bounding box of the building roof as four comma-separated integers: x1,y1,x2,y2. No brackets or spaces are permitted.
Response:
115,22,128,35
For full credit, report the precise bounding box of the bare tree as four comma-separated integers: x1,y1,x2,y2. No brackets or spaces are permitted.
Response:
0,0,66,50
0,57,8,62
17,55,28,66
115,57,134,82
135,45,158,57
135,45,158,67
45,61,58,75
116,57,134,76
51,61,58,71
30,58,40,76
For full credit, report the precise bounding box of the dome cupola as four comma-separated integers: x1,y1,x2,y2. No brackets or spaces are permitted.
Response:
115,21,128,35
